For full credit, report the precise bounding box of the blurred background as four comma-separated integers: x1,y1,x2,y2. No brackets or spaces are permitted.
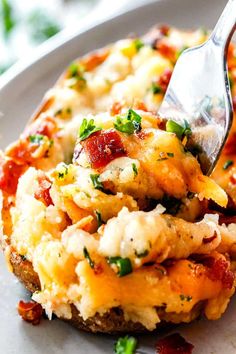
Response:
0,0,140,76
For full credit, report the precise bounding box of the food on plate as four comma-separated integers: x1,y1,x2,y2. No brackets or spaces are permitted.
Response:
1,25,236,334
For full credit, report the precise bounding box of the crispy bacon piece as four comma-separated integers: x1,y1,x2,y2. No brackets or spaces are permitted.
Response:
110,101,123,116
24,116,57,139
156,40,176,62
81,49,109,71
203,231,217,244
18,300,43,325
34,173,53,207
0,156,26,194
219,214,236,225
223,132,236,155
158,68,172,92
233,96,236,110
156,333,194,354
203,257,235,289
82,130,126,169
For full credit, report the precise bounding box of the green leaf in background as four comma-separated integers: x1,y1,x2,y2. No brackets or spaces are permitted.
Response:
1,0,16,37
27,10,61,43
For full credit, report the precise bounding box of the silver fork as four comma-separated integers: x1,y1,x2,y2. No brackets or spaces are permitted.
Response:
158,0,236,174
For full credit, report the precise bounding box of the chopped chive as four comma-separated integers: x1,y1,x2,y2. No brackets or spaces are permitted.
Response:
83,247,95,269
167,152,174,157
90,174,103,190
223,160,234,170
29,134,45,144
95,211,102,228
133,38,144,52
132,163,138,176
166,119,192,140
179,294,192,302
151,82,163,95
108,257,132,277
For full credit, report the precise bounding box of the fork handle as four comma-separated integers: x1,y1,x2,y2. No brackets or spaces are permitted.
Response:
210,0,236,50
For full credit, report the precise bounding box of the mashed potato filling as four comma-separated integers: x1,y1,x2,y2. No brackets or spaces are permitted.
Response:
2,26,236,331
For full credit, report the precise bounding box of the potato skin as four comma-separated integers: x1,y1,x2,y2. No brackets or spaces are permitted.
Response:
9,250,148,333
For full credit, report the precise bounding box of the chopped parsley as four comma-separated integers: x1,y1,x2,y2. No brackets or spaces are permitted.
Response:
67,62,86,89
179,294,192,302
132,163,138,176
83,247,95,269
114,335,137,354
57,163,69,180
134,38,144,52
151,82,163,95
166,119,192,140
79,118,102,141
108,257,132,277
29,134,45,145
114,109,142,135
95,211,103,228
223,159,234,170
157,152,174,161
90,174,103,190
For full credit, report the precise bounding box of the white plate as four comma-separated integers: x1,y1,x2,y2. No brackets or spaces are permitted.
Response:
1,0,236,353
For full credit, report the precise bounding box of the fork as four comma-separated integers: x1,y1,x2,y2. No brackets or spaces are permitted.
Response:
158,0,236,174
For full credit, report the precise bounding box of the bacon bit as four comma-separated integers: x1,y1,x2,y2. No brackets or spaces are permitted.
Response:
203,231,217,244
203,257,235,289
158,68,173,92
233,96,236,110
0,156,26,194
81,50,109,71
143,25,170,48
156,333,194,354
82,130,126,169
110,101,123,116
18,300,43,325
94,263,103,275
136,130,151,140
219,214,236,225
156,41,176,62
34,173,53,207
25,116,57,139
133,100,149,112
223,132,236,155
230,173,236,185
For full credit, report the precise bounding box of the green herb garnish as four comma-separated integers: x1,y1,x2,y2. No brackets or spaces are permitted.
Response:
114,335,137,354
2,0,16,37
27,10,60,42
166,119,192,140
179,294,192,302
29,134,45,145
95,211,102,228
134,38,144,52
223,160,234,170
167,152,174,157
151,82,163,95
90,174,103,190
108,257,132,277
114,109,142,135
57,163,69,180
132,163,138,176
83,247,95,269
79,118,102,141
